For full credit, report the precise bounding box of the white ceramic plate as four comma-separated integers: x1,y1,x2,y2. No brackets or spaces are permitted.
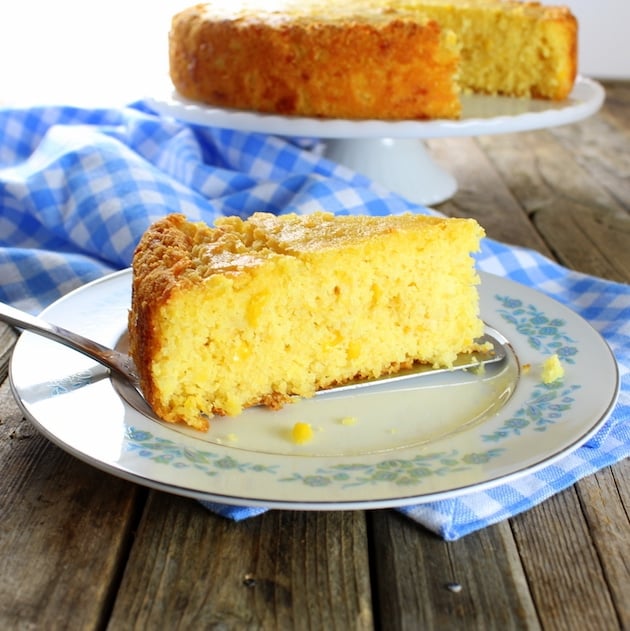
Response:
9,270,618,509
144,76,605,139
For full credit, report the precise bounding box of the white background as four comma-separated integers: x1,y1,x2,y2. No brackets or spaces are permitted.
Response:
563,0,630,79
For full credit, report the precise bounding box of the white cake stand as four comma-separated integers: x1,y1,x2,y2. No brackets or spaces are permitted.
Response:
146,77,604,206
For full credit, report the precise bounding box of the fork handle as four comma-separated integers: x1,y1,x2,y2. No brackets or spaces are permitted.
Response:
0,301,135,381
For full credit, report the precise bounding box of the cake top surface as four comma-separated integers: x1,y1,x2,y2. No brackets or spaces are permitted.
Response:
131,213,483,296
189,211,481,274
182,0,571,25
185,1,419,25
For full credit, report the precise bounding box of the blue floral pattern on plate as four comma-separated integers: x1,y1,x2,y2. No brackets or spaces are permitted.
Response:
483,294,582,442
125,427,506,488
495,295,579,362
13,269,616,507
124,291,583,487
126,429,278,476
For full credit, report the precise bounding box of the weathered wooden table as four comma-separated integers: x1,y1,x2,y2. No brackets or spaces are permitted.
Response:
1,81,628,630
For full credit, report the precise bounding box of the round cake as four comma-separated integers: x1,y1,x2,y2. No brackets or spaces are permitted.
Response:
169,1,461,120
168,0,578,121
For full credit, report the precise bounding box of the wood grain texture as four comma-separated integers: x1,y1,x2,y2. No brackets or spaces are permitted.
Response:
576,461,630,630
108,495,372,630
473,127,630,282
429,136,552,253
510,488,621,631
370,512,540,630
0,322,16,383
549,109,630,214
597,81,630,134
0,376,143,631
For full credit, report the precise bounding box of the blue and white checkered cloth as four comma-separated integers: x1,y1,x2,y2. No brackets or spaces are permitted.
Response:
1,104,628,540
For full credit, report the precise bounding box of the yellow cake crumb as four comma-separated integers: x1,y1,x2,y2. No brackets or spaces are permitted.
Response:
471,356,486,376
340,416,358,426
129,211,486,430
541,354,564,384
522,363,531,374
292,422,314,444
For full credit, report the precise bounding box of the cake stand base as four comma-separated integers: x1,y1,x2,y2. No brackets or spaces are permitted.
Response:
324,138,457,206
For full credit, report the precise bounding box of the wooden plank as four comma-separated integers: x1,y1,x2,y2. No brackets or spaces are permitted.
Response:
596,81,630,132
0,323,16,383
370,511,540,630
476,130,622,218
575,460,630,630
475,91,630,282
427,136,552,253
109,493,373,630
0,376,142,630
535,203,630,282
510,487,621,631
548,92,630,214
427,110,628,631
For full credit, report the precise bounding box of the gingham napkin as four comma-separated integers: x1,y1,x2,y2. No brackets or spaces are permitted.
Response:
1,104,628,540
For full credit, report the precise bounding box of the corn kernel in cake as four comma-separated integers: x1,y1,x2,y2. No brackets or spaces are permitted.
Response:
291,422,314,444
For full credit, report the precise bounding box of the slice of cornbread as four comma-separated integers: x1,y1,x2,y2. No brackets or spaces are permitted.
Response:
128,212,485,430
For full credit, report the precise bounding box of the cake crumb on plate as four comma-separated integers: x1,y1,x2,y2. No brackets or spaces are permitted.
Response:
541,354,564,384
292,422,314,444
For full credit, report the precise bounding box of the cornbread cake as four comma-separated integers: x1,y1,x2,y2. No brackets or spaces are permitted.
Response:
170,1,461,119
168,0,578,120
128,212,485,430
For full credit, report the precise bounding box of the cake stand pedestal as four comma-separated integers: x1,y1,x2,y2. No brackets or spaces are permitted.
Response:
324,137,456,205
146,77,604,206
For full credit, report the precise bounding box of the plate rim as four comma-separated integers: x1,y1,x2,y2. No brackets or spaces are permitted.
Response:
143,76,605,139
9,269,620,510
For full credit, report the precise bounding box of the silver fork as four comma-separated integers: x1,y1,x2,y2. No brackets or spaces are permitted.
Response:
0,301,141,388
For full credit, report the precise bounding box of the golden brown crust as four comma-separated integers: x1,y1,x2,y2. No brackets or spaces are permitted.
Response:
169,1,578,120
169,4,461,120
128,214,199,424
552,10,578,100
